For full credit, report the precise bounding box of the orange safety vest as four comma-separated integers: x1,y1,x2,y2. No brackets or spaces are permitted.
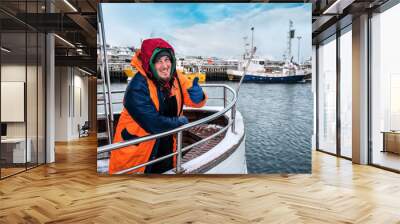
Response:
109,53,207,174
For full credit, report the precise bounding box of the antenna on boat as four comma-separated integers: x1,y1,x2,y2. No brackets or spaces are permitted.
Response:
236,27,256,94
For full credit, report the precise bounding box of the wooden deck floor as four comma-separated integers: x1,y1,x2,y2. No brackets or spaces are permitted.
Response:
1,135,400,223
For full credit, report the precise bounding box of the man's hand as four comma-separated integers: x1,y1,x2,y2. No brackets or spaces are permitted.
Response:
187,77,204,104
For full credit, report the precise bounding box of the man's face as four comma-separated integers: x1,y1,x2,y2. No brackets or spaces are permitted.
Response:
154,56,171,81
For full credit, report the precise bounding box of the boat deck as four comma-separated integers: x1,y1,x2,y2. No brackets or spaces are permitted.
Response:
182,124,226,163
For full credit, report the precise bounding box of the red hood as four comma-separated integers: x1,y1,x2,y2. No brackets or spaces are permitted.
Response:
132,38,175,79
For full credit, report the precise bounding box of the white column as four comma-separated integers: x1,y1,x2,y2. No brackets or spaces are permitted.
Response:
312,45,317,150
352,14,369,164
45,0,55,163
46,33,55,163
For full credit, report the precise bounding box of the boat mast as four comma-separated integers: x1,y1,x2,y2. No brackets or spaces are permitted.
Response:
297,36,302,64
243,27,254,60
251,27,254,57
286,20,294,62
243,36,248,60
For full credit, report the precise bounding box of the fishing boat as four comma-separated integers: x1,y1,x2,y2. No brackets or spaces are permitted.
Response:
123,65,137,82
176,57,206,83
227,21,309,83
227,58,307,83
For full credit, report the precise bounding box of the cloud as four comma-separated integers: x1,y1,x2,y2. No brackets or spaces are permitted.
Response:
102,3,311,61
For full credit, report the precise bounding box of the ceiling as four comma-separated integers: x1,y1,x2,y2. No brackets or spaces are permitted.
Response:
310,0,390,44
0,0,97,73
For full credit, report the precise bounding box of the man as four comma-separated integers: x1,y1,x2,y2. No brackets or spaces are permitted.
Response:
109,38,207,174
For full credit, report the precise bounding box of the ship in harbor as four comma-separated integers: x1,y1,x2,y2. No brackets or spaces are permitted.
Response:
227,21,310,83
176,57,206,83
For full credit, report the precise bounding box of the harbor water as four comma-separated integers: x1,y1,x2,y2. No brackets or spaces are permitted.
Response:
99,81,313,174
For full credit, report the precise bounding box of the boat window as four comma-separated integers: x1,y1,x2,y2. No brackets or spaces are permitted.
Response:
259,61,264,65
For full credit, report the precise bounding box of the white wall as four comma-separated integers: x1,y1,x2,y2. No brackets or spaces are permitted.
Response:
1,64,42,137
71,71,89,138
1,63,46,164
55,66,69,141
1,65,27,138
54,67,89,141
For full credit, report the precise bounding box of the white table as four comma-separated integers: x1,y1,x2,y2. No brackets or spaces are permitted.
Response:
1,138,31,163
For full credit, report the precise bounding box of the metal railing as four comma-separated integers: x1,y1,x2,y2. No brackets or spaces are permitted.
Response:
98,4,114,143
97,84,237,174
97,90,125,106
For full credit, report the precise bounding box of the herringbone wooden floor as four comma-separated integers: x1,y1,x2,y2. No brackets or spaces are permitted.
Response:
1,135,400,223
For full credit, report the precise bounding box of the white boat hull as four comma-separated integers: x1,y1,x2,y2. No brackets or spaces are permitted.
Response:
179,106,247,174
227,69,306,83
205,135,247,174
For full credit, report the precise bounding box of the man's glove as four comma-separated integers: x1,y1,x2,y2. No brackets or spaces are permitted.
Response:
187,77,204,104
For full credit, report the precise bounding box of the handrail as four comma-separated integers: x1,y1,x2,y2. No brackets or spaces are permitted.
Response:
98,4,114,140
98,84,236,174
97,9,112,144
97,90,126,94
114,119,233,174
97,84,236,155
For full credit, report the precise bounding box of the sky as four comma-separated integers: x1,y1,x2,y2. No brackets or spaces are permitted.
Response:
101,3,311,62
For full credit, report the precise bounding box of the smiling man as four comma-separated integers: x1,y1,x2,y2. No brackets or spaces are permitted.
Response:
109,38,207,174
151,49,173,80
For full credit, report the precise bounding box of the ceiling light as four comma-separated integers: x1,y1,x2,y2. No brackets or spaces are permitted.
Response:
1,47,11,53
54,34,75,48
323,1,341,14
322,0,354,15
78,68,92,76
63,0,78,12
